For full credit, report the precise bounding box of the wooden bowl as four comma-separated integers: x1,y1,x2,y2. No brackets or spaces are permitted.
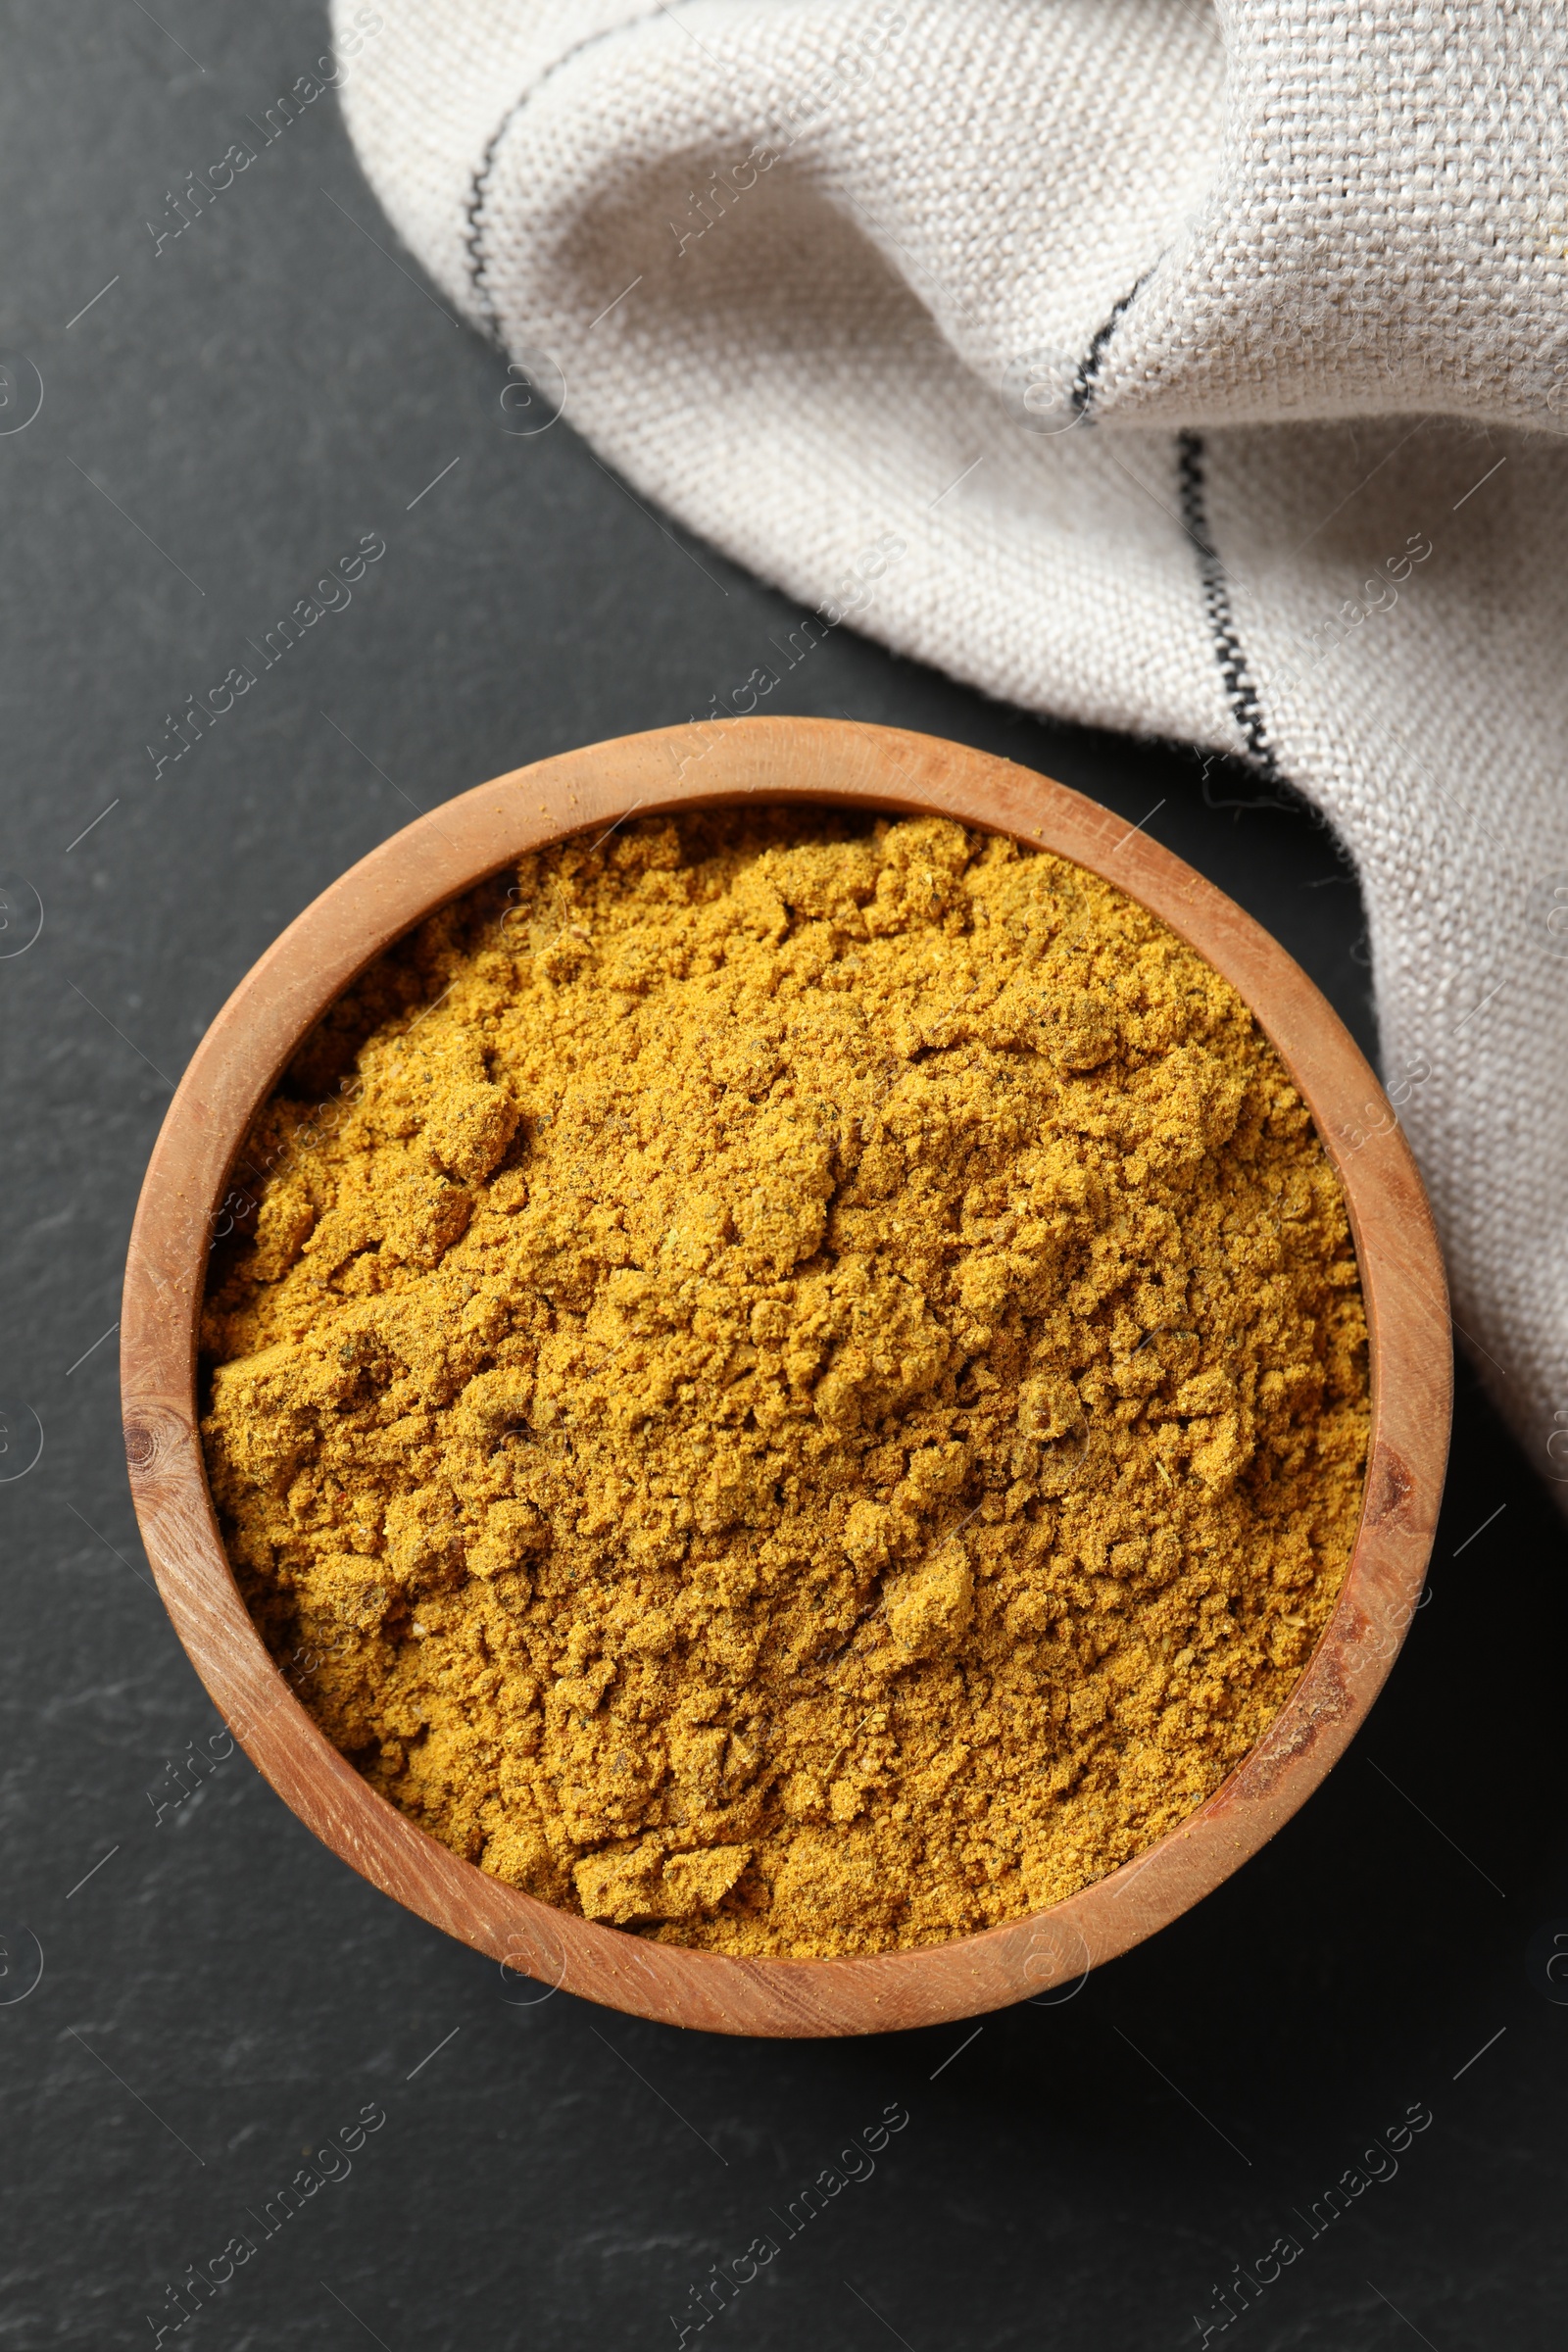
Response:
122,719,1450,2036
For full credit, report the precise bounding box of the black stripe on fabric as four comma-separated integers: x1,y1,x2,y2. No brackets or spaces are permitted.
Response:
1070,269,1155,418
1175,427,1282,782
463,93,530,343
464,6,670,342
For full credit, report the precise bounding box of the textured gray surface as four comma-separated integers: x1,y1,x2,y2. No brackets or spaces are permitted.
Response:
0,6,1562,2348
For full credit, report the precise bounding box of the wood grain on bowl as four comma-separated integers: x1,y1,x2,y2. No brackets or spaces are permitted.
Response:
121,719,1450,2036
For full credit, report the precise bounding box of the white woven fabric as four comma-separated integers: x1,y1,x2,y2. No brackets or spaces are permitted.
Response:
334,0,1568,1494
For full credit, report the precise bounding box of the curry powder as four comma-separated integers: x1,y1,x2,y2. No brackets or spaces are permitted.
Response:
201,808,1369,1957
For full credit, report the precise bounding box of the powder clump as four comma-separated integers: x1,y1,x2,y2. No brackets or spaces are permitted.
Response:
201,808,1369,1958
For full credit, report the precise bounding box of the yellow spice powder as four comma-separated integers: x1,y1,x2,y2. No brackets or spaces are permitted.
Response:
201,808,1369,1958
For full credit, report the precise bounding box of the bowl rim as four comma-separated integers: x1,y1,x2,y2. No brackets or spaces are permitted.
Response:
121,716,1451,2037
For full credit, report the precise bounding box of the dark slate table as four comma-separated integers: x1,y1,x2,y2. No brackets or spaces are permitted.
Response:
2,7,1562,2347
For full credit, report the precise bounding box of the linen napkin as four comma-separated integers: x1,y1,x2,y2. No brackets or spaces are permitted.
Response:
334,0,1568,1498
